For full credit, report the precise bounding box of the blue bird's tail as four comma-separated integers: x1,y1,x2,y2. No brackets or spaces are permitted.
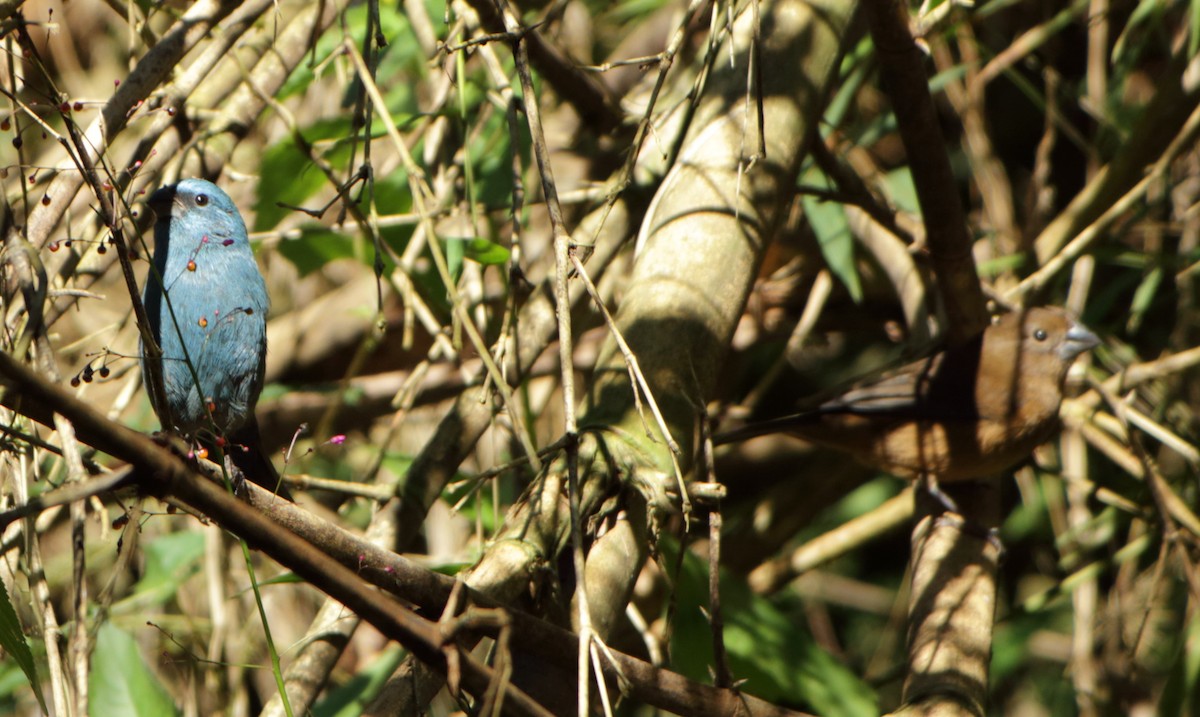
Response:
223,419,293,501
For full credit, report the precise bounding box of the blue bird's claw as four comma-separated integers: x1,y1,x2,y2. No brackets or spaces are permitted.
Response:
222,453,249,497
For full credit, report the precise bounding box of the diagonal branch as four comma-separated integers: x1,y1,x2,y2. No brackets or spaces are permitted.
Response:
862,0,986,343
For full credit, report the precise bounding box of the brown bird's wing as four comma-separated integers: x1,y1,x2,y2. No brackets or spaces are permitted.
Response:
814,335,984,421
714,340,979,445
717,307,1097,481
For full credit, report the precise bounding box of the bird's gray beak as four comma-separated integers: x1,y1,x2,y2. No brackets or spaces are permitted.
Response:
1061,321,1101,360
148,186,178,221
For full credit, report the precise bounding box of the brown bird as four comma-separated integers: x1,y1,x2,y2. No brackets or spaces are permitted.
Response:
718,306,1100,482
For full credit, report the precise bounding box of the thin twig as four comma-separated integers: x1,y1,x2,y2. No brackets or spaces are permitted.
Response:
342,38,543,474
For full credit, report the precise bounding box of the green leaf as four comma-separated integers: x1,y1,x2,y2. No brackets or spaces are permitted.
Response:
0,576,46,711
447,237,511,266
276,226,362,277
802,169,863,303
1158,606,1200,715
254,118,356,232
604,0,671,23
314,645,406,717
1112,0,1166,77
278,3,424,105
826,38,873,128
882,167,920,216
439,465,512,533
467,106,530,208
255,573,305,588
1126,265,1162,334
124,531,204,609
429,562,472,576
445,235,464,283
1192,0,1200,58
89,623,178,717
977,251,1027,278
668,545,877,715
381,452,415,481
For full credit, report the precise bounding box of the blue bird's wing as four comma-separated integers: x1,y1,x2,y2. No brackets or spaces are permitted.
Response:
147,230,268,438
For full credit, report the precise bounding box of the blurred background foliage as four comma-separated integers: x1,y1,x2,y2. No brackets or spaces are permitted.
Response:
1,0,1199,715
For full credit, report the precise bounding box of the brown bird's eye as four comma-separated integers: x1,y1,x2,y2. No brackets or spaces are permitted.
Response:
1034,329,1048,341
194,194,209,206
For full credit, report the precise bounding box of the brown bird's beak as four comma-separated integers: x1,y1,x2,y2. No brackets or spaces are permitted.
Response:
147,185,180,222
1061,321,1101,360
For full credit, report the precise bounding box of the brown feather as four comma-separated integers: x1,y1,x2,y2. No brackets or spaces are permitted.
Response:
718,307,1099,481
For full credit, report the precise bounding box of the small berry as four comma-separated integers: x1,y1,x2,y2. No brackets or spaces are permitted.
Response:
187,260,196,272
73,101,83,111
197,317,207,328
99,366,110,378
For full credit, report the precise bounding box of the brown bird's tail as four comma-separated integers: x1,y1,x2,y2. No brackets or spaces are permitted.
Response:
714,412,823,445
223,419,293,501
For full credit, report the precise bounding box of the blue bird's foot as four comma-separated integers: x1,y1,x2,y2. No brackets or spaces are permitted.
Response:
149,430,189,454
222,452,249,497
225,422,293,501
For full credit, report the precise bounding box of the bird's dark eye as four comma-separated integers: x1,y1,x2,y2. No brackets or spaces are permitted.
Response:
194,194,209,206
1034,329,1048,341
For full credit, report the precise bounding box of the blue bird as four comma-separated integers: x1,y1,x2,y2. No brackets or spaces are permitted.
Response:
141,178,290,499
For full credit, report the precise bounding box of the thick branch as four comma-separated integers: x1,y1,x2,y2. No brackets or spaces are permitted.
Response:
0,350,551,717
862,0,986,342
0,350,811,717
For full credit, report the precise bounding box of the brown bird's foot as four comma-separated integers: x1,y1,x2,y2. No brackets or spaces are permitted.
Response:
918,474,960,514
932,513,1006,557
